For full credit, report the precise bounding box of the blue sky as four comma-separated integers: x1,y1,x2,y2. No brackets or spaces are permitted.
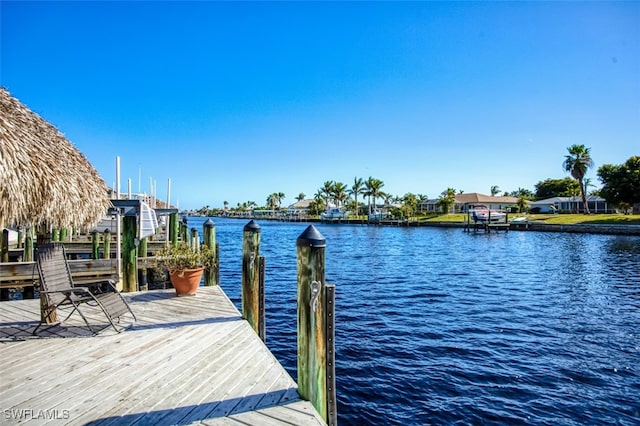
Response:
2,1,638,209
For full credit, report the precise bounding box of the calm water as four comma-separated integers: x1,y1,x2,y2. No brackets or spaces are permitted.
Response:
190,217,640,425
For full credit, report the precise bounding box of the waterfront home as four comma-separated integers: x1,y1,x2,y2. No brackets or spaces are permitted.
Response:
528,196,614,214
287,199,313,216
419,193,519,214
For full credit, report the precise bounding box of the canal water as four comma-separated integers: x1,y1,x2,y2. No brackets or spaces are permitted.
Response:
189,217,640,425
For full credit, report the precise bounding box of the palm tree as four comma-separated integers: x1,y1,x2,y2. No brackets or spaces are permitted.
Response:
490,185,500,196
363,177,385,214
321,181,335,205
416,193,428,213
402,193,418,219
436,188,457,214
266,193,278,211
369,178,386,211
333,182,349,207
296,192,306,202
563,144,594,214
363,177,374,214
349,177,365,217
276,192,285,208
314,190,327,212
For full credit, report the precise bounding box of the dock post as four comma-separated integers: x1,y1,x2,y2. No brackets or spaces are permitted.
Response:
181,220,188,245
60,228,68,243
296,225,337,425
216,242,220,285
51,228,60,242
122,215,137,292
203,219,217,286
1,229,8,262
138,237,148,291
103,229,111,259
242,220,264,340
91,230,100,259
190,227,199,248
24,227,34,262
169,213,179,247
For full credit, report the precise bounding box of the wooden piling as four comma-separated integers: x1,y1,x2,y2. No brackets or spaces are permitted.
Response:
203,219,217,286
138,237,148,291
296,225,337,425
1,229,8,263
180,221,188,245
24,228,34,262
122,215,137,292
91,231,100,259
103,229,111,260
190,227,199,248
242,220,264,340
169,213,179,246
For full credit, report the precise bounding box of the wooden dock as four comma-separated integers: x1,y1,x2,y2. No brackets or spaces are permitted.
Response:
0,287,326,425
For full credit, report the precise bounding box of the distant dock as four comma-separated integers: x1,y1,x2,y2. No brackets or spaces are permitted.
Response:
0,286,325,425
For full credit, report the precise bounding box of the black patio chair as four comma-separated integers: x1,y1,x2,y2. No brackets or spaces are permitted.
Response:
33,243,136,335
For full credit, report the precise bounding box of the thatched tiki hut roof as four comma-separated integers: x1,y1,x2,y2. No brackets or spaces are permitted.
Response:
0,87,110,229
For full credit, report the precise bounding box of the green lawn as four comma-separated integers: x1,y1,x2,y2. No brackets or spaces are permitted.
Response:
415,213,640,225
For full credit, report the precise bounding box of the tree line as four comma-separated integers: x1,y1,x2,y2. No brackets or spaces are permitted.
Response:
192,146,639,217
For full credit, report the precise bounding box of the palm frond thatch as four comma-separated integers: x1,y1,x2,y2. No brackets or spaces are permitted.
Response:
0,86,109,229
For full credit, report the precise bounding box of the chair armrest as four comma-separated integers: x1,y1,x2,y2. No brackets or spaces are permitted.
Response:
42,287,90,296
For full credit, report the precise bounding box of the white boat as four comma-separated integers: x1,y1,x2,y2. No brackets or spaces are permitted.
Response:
470,205,506,222
368,210,389,222
321,207,348,220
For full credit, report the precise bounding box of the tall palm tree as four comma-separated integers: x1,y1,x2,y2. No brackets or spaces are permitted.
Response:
296,192,306,202
563,144,594,214
368,178,386,212
266,193,278,211
362,177,387,213
321,181,334,205
490,185,500,196
276,192,285,208
333,182,349,207
349,177,365,216
363,177,375,214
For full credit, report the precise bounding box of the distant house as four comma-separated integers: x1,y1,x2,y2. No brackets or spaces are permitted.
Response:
419,193,519,214
287,199,314,215
529,196,614,214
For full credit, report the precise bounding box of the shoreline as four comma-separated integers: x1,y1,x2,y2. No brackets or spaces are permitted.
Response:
205,215,640,236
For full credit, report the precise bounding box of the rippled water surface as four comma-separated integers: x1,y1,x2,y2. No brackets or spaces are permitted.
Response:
190,217,640,425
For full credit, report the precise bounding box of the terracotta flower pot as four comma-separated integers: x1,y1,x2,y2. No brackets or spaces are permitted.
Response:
169,267,204,296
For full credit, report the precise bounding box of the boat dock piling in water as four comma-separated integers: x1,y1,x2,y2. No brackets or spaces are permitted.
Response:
242,219,265,341
297,225,338,426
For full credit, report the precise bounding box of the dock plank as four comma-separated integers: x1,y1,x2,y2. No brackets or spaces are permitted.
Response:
0,287,326,425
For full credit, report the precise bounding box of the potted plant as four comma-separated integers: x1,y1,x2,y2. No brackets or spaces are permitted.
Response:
157,242,214,296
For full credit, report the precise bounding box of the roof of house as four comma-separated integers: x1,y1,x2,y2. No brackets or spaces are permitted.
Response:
454,193,519,204
288,199,313,209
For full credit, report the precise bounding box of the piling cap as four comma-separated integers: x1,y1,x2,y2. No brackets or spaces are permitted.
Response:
204,219,215,228
297,225,326,248
244,219,261,233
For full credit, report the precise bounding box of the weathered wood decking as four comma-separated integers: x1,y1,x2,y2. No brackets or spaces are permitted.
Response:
0,287,325,425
